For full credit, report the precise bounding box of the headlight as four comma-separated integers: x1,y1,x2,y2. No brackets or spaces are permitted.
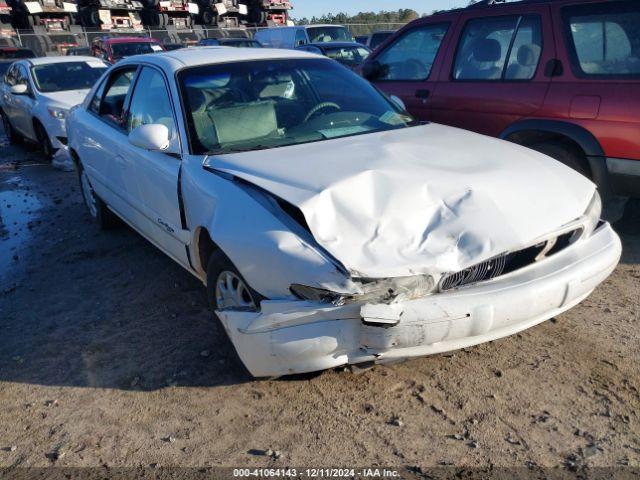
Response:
291,275,435,306
48,107,68,120
584,191,602,237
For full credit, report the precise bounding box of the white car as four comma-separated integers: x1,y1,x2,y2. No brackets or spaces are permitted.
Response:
66,47,621,378
0,56,107,159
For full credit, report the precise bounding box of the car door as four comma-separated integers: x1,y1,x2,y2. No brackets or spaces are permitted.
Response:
118,65,189,267
428,5,554,137
11,63,37,139
368,20,455,120
78,66,139,220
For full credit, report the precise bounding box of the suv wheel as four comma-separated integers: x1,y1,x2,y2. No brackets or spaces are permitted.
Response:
528,140,590,179
77,162,119,229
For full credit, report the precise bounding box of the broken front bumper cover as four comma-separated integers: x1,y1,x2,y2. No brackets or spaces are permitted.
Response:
216,223,621,378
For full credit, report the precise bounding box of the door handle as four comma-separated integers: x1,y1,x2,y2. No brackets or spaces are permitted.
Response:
114,154,126,167
415,89,430,99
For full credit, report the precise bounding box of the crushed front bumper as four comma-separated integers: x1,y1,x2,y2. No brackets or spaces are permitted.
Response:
217,223,621,378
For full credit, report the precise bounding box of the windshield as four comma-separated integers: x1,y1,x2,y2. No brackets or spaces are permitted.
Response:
323,46,371,66
224,40,262,48
306,26,353,43
31,61,108,93
370,32,393,49
179,58,415,155
111,42,161,59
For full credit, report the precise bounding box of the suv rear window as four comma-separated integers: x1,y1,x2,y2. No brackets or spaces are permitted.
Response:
563,0,640,78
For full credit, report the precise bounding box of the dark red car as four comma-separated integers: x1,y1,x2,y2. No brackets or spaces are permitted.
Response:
91,37,165,64
363,0,640,199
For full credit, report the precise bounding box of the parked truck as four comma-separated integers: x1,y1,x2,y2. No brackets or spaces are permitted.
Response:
139,0,198,29
76,0,144,30
247,0,290,26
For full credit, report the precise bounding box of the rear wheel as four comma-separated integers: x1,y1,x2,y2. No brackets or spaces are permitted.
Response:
528,140,591,179
77,162,119,229
2,111,21,144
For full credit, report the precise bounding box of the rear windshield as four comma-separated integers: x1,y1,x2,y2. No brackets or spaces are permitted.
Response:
563,0,640,78
0,49,35,59
32,61,108,92
323,46,371,66
111,42,162,60
306,26,353,43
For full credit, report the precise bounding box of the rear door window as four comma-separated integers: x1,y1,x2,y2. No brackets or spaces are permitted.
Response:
453,15,542,81
563,0,640,78
374,23,450,81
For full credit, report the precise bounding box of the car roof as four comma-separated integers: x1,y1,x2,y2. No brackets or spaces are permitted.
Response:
25,55,103,65
118,46,320,71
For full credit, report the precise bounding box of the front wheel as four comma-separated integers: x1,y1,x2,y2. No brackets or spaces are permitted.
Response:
34,121,54,161
206,250,263,314
77,162,119,229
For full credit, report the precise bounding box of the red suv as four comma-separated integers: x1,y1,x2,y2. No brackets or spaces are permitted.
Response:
91,37,165,64
363,0,640,199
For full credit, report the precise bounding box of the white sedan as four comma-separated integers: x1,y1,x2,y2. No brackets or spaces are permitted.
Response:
0,56,107,159
66,48,621,378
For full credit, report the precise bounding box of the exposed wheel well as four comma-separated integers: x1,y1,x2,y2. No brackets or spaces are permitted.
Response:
68,147,80,165
505,129,593,179
195,227,220,278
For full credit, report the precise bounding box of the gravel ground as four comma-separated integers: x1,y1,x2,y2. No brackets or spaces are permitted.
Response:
0,133,638,475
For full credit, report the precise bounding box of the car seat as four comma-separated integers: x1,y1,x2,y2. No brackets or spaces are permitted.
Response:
457,38,502,79
505,44,541,80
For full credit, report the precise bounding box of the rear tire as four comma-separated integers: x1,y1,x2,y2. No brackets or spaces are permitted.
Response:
528,140,591,179
77,161,119,229
2,111,21,144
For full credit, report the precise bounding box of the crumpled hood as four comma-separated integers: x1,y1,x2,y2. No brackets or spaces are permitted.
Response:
207,123,595,278
40,89,90,109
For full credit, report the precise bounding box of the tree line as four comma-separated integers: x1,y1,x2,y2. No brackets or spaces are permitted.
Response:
293,9,421,26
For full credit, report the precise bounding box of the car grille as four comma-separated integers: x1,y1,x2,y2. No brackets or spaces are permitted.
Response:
439,228,583,292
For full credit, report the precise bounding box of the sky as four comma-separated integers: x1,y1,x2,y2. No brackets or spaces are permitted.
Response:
291,0,469,19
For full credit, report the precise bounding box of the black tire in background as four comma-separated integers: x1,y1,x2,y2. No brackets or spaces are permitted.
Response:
528,140,591,179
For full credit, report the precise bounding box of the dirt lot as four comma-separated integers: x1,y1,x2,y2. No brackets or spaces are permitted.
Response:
0,132,639,475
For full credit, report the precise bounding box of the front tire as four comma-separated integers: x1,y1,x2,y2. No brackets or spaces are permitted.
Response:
206,250,263,314
77,162,119,229
34,121,54,161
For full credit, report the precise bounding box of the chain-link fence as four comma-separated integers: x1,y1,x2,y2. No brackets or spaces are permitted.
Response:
0,22,406,56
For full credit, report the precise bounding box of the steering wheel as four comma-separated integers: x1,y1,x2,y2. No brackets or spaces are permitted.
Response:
304,102,341,123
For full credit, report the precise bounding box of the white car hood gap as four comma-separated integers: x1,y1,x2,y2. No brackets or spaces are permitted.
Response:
206,124,595,279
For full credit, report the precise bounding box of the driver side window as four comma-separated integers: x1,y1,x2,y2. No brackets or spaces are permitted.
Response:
375,23,449,81
98,67,136,129
126,66,176,137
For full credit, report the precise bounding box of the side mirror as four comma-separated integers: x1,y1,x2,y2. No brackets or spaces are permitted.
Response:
390,95,406,111
10,84,28,95
128,124,170,151
362,60,385,81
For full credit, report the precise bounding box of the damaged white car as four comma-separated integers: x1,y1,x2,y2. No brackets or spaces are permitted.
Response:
66,48,622,377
